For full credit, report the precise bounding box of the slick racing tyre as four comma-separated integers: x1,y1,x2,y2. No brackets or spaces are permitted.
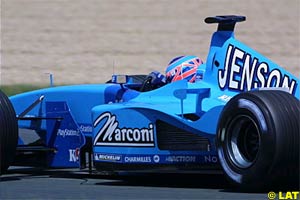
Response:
0,90,18,174
216,90,299,190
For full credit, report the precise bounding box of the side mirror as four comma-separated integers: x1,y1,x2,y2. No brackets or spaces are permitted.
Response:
111,75,128,84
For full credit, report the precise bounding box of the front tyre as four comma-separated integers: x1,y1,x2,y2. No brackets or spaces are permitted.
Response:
0,90,18,174
216,90,299,190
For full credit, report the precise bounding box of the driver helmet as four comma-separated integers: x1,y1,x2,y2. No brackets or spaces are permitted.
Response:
165,55,203,83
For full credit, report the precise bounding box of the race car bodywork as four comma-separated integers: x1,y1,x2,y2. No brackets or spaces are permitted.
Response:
1,15,299,189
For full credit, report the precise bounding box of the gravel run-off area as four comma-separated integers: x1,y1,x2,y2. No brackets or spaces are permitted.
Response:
1,0,299,86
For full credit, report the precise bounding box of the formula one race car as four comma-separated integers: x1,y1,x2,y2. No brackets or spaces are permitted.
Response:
1,15,299,190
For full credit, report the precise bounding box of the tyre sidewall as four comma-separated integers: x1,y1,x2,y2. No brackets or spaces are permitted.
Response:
217,92,276,186
0,91,18,174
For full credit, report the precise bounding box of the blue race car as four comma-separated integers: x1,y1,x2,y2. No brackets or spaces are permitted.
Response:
1,15,299,190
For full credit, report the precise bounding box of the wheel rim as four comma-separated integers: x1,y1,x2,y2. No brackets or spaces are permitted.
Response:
225,115,260,169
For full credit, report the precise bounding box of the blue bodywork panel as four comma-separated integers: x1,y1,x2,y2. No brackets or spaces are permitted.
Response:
9,16,299,171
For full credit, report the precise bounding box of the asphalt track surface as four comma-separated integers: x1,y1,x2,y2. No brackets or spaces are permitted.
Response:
0,167,269,200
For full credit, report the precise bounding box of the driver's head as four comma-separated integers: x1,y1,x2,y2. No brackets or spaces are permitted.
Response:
165,55,203,83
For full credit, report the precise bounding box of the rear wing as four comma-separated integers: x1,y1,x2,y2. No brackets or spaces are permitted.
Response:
202,15,299,98
204,15,246,31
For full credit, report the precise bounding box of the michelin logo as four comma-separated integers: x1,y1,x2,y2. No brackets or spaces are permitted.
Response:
94,153,122,162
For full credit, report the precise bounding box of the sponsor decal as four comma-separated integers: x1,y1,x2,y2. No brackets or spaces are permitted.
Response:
92,153,219,164
124,156,152,163
165,156,196,163
153,155,160,163
69,148,79,162
218,95,232,102
94,153,122,162
57,128,80,137
218,44,297,94
204,155,218,163
79,125,92,133
93,112,154,147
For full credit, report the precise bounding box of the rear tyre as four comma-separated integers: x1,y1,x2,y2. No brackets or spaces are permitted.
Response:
216,90,299,190
0,90,18,174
